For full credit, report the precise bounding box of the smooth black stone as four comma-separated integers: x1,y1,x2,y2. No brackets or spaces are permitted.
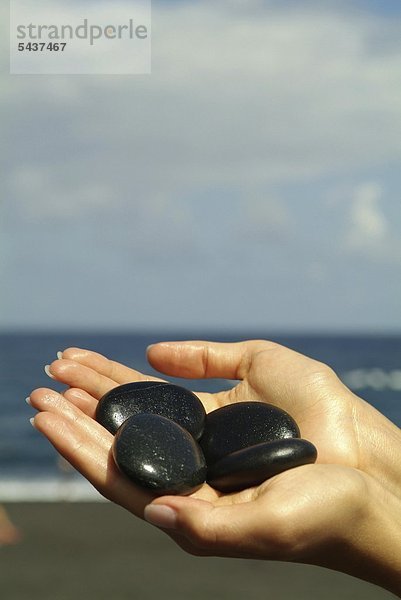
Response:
207,438,317,493
96,381,206,439
112,414,207,496
200,402,300,465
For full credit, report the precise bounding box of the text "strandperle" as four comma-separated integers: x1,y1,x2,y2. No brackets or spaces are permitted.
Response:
16,19,148,46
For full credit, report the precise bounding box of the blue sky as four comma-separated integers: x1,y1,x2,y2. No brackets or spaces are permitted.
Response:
1,0,401,332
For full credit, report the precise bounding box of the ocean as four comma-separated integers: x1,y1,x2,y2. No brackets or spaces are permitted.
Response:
1,331,400,502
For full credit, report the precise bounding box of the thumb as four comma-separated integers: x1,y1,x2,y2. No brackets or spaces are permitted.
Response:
143,494,282,559
146,340,269,380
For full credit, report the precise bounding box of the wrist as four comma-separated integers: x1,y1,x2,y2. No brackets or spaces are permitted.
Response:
352,395,401,500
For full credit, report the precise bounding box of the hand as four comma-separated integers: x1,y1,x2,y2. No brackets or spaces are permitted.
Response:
42,340,401,495
29,340,401,595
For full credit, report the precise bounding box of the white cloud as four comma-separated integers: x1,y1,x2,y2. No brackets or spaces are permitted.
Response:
342,182,401,265
348,182,387,243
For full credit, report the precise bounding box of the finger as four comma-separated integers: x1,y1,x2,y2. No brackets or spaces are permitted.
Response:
29,387,95,413
59,348,164,385
45,360,121,400
29,388,111,450
144,494,277,559
30,394,153,516
63,388,98,419
147,340,270,380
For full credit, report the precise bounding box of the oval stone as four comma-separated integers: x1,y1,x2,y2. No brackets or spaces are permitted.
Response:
112,414,207,496
96,381,206,439
200,402,300,465
207,438,317,493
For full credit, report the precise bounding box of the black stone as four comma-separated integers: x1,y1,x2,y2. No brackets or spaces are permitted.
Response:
96,381,206,439
113,413,207,496
207,438,317,493
200,402,300,465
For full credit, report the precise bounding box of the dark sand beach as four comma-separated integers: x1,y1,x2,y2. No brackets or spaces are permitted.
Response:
1,502,396,600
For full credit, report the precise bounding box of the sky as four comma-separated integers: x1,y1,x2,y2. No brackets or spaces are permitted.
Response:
1,0,401,332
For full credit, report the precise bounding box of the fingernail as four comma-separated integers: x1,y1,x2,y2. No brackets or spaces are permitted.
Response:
56,351,63,359
144,504,177,529
29,417,36,429
44,365,56,379
25,397,32,406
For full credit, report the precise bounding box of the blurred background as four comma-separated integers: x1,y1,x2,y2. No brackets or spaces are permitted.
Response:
1,1,400,598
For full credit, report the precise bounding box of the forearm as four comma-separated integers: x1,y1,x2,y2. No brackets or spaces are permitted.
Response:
360,485,401,596
323,477,401,596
